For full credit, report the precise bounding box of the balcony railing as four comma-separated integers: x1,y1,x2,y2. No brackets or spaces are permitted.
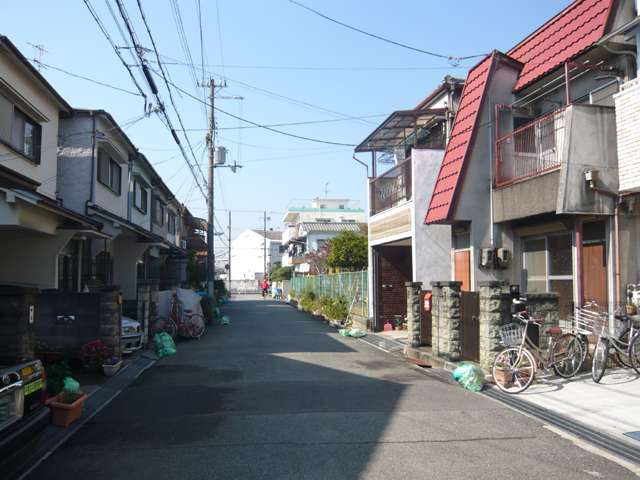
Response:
495,108,566,187
370,158,412,215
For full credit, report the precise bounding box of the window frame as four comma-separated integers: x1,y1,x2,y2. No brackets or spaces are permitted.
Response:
133,180,148,214
152,195,165,226
168,211,177,234
522,232,574,292
97,149,122,196
0,102,42,164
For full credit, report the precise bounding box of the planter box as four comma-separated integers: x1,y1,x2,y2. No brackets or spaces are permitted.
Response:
102,360,123,377
46,392,88,428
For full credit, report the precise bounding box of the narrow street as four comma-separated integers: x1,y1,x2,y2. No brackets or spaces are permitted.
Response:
27,297,635,479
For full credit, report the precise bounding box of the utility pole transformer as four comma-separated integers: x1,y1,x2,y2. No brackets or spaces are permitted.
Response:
206,78,215,298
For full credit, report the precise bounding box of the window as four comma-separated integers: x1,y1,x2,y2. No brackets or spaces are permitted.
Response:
97,149,122,195
168,212,177,234
315,218,332,223
134,181,148,213
0,98,42,163
522,233,574,318
152,196,165,226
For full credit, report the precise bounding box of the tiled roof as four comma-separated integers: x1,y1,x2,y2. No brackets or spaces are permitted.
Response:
424,53,496,224
252,229,282,241
509,0,614,91
299,222,366,234
424,0,614,224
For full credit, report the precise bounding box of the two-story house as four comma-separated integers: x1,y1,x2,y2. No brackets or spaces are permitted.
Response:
0,36,101,290
280,198,366,273
424,0,639,354
230,229,282,291
355,76,463,330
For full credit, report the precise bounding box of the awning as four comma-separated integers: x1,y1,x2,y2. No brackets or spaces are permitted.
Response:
355,108,446,153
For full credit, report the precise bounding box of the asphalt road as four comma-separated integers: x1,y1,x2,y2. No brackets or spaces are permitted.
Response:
29,297,637,479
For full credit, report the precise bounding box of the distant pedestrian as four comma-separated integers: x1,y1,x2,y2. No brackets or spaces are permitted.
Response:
260,279,270,299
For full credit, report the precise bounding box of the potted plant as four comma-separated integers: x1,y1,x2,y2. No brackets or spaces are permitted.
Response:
80,339,113,371
46,390,88,427
102,356,123,377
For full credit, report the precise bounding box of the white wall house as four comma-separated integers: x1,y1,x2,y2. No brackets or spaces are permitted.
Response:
280,198,366,272
230,229,282,283
0,36,102,290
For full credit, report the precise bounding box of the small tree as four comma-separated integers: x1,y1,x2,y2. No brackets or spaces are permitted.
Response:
326,232,368,271
270,264,293,281
305,243,329,275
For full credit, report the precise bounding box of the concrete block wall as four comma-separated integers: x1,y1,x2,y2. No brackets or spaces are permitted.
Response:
405,282,422,347
479,281,511,371
99,286,122,358
0,286,37,363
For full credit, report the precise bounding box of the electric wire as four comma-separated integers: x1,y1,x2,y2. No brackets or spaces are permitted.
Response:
286,0,487,63
178,114,387,131
152,72,358,147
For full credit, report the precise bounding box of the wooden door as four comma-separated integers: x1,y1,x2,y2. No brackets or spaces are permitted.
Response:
582,242,607,307
454,250,471,292
461,291,480,361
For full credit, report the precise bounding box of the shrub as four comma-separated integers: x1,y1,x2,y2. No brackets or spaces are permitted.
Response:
318,295,332,313
324,296,349,321
299,290,317,312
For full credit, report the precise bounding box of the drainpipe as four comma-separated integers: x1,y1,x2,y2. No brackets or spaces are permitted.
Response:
488,104,495,249
90,112,96,204
575,217,583,306
588,182,621,307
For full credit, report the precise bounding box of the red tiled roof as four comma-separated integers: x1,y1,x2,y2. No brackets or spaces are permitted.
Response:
424,0,614,224
509,0,614,91
424,53,496,224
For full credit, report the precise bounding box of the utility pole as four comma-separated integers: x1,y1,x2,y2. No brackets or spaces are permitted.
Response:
206,78,216,298
228,210,232,297
263,210,267,280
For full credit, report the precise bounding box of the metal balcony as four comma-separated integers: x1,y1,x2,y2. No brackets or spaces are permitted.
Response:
495,108,566,187
369,159,412,216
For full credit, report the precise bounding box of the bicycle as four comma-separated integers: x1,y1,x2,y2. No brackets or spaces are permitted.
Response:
180,309,205,339
591,306,640,382
492,297,584,394
151,294,205,340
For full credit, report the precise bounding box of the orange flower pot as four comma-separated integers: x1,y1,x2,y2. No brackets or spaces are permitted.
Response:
46,392,88,428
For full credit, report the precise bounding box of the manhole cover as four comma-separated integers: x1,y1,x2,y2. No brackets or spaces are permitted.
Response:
623,431,640,442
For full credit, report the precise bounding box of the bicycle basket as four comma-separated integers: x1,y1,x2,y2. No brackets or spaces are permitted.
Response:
499,323,524,347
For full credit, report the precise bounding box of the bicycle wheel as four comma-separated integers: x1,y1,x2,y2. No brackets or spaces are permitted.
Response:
614,327,633,368
492,347,536,394
629,332,640,375
551,333,584,378
591,337,609,383
577,334,589,365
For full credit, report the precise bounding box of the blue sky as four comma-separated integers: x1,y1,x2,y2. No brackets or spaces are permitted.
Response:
2,0,570,251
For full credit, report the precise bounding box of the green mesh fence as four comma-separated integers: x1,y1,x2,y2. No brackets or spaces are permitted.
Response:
291,271,368,317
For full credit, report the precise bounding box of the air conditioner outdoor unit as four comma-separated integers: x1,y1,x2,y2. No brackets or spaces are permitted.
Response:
495,247,511,269
479,248,494,269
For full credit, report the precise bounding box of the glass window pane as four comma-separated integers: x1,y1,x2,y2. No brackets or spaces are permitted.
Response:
11,111,25,152
523,238,546,292
98,151,110,185
548,234,572,276
23,121,34,158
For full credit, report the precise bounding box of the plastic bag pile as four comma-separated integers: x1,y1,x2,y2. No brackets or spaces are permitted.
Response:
338,328,367,338
154,332,177,357
452,362,485,392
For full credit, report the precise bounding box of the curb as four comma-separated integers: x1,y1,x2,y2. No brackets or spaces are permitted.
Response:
5,353,158,480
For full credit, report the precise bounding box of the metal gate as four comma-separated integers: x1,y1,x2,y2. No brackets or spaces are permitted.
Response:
460,291,479,361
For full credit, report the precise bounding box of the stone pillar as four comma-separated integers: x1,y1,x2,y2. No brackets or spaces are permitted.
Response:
99,286,122,358
479,281,511,371
0,286,38,363
137,281,151,345
430,281,462,361
526,292,560,349
147,280,160,343
405,282,422,347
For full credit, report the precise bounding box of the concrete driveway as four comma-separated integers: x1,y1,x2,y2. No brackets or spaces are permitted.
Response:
28,297,638,479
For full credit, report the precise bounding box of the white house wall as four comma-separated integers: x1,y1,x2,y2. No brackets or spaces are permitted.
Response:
57,116,93,213
0,48,61,199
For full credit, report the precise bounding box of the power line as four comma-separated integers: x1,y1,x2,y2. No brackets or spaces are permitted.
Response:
153,73,357,147
159,61,468,71
286,0,486,64
178,114,387,131
33,60,142,96
130,0,208,198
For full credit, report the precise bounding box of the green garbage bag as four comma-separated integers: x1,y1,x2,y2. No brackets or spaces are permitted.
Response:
220,315,230,326
452,362,485,392
62,377,80,393
339,328,349,337
348,328,367,338
154,332,176,357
